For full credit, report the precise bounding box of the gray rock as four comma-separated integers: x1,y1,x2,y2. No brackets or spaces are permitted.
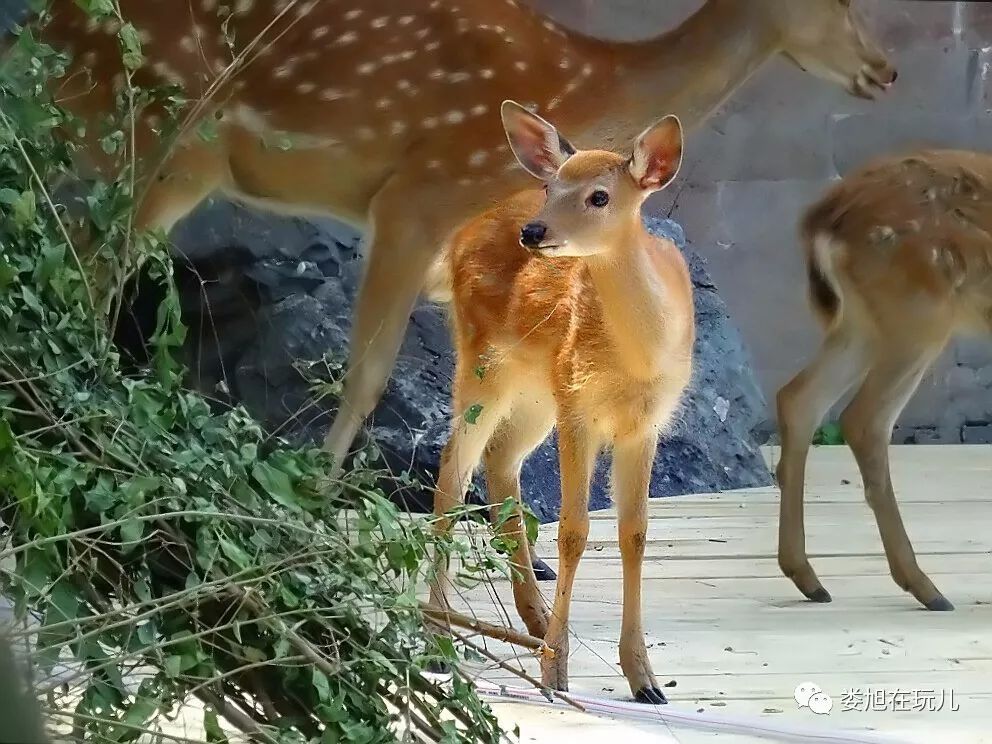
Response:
122,201,772,523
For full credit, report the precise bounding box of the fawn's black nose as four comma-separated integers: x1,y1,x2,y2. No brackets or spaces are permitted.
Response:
520,222,548,248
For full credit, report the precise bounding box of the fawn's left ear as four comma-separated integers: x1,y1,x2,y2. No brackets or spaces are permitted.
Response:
628,115,684,192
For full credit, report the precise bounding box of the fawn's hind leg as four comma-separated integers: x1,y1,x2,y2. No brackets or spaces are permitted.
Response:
427,365,512,615
483,396,556,639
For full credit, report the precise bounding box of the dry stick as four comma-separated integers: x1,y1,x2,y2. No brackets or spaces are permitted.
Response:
444,628,586,714
195,688,278,744
419,603,548,654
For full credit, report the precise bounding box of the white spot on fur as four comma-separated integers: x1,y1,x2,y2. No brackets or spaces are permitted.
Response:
399,15,415,25
470,104,488,116
319,88,346,101
468,150,488,167
357,62,377,75
335,31,358,45
514,61,528,72
479,68,494,79
422,117,439,129
297,81,316,94
445,110,465,124
448,72,470,83
390,121,407,135
376,97,392,110
312,26,330,39
371,16,389,28
234,0,254,14
180,35,196,52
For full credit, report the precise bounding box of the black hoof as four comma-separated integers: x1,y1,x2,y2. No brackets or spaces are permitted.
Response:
925,595,954,612
533,557,557,582
424,660,453,678
634,687,668,705
805,586,832,603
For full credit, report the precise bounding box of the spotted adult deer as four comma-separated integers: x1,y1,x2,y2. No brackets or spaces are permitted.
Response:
25,0,896,478
427,102,692,703
775,149,992,613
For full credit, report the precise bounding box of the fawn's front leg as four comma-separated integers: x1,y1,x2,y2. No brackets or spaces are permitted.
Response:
541,424,596,692
613,431,665,704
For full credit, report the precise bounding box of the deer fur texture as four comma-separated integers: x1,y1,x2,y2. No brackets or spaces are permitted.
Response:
427,102,693,704
777,149,992,614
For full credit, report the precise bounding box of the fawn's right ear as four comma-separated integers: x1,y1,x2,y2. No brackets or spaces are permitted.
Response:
501,100,576,181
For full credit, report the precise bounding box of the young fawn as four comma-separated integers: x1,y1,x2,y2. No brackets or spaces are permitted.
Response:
776,149,992,613
427,102,693,703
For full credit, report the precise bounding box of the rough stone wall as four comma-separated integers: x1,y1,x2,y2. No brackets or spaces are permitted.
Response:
529,0,992,443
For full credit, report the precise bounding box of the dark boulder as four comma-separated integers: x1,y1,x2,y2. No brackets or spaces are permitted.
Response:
119,198,773,523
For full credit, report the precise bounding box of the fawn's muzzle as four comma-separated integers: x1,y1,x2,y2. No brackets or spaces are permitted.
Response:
520,222,548,249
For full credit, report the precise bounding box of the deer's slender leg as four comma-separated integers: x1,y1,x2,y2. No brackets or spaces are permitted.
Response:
776,327,869,602
612,429,665,705
542,422,596,692
321,187,450,473
839,339,951,610
482,396,556,639
427,362,512,615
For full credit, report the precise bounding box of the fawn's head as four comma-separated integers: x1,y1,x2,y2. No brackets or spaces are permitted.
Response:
758,0,896,99
502,101,682,258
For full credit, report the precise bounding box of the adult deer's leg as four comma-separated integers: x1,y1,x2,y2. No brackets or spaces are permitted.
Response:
612,429,665,704
482,397,555,639
542,422,596,692
838,337,951,610
426,362,512,615
776,326,869,602
321,182,449,474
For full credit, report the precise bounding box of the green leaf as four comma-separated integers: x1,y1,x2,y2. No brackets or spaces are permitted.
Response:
163,655,182,678
120,517,143,546
203,706,229,744
312,668,332,702
252,461,300,510
118,23,144,71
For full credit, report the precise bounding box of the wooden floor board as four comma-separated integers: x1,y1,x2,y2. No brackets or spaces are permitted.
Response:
463,445,992,743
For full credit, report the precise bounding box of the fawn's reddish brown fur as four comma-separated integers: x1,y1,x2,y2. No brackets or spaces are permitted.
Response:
427,102,692,703
777,149,992,613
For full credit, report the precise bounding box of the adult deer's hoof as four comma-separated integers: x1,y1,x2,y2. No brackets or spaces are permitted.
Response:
805,586,833,603
924,595,954,612
533,557,557,581
634,687,668,705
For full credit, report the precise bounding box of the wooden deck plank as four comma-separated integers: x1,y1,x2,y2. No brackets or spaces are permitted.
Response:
461,445,992,742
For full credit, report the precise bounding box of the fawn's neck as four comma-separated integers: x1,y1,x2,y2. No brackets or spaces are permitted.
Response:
581,225,682,379
571,1,780,148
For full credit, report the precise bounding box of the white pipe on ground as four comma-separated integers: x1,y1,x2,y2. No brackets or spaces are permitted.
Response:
476,682,916,744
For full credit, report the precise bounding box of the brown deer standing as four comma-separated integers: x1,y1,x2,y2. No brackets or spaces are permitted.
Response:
27,0,896,479
775,149,992,613
427,102,692,704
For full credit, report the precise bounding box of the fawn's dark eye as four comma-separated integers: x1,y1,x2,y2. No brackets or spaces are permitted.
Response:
589,190,610,208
